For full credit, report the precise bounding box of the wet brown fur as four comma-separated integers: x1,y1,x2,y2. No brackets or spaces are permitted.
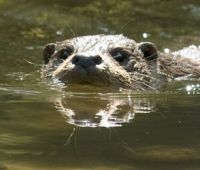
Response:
42,34,200,90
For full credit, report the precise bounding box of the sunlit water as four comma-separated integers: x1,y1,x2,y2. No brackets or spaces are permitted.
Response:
0,0,200,170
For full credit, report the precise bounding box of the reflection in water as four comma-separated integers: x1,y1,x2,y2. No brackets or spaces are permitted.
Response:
54,94,153,128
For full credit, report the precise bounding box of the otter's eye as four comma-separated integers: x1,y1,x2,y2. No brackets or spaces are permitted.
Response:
59,46,74,60
110,48,129,63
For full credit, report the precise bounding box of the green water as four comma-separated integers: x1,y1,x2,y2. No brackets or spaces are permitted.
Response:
0,0,200,169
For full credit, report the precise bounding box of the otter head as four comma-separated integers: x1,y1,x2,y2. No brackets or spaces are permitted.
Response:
42,35,158,90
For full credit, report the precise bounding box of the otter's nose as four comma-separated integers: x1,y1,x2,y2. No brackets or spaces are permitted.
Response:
72,55,102,68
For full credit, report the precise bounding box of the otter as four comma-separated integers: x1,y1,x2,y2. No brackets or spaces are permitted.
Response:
42,34,200,90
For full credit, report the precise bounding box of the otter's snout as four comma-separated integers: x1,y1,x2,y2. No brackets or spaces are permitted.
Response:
72,55,102,68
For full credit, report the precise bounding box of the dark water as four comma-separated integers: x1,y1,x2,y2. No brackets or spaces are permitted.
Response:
0,0,200,169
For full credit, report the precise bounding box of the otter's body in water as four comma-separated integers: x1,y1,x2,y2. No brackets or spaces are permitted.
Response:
42,34,200,90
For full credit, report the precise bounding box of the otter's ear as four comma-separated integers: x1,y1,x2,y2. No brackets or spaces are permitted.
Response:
138,42,157,61
43,43,56,64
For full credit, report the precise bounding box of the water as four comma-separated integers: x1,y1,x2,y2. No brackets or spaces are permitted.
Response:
0,0,200,169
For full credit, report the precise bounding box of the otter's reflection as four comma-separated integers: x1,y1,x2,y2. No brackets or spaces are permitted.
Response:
54,95,153,128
